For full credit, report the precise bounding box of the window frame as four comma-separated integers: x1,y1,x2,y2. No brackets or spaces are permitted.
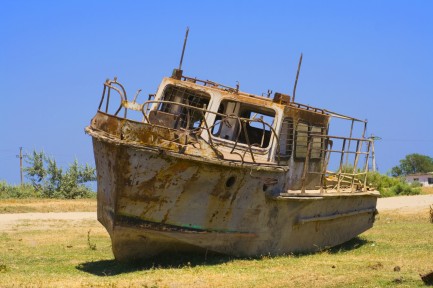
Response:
278,117,294,159
155,84,212,130
210,99,277,152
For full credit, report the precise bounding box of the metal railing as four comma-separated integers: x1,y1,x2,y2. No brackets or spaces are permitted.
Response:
300,133,374,193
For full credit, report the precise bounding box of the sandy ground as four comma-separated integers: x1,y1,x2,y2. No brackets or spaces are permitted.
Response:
1,195,432,231
0,212,96,231
376,194,433,211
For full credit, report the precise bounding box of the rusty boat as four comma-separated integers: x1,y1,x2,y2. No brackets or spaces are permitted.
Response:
86,37,379,261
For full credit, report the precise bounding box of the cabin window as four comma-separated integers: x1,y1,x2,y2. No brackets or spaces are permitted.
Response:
295,122,325,159
428,178,433,184
295,122,309,158
212,100,275,149
279,118,294,158
151,85,210,129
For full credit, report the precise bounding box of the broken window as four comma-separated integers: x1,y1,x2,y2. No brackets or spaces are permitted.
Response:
212,100,275,149
295,122,325,159
150,85,210,129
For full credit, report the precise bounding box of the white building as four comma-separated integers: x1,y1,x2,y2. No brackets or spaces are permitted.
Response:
405,172,433,187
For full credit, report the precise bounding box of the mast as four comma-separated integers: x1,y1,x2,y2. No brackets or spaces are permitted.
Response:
292,53,303,102
178,27,190,71
172,27,190,79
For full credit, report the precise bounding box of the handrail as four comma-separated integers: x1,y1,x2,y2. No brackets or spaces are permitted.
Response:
98,78,128,119
181,75,239,93
298,132,374,193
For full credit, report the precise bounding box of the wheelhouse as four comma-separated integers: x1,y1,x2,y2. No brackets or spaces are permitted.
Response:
93,71,375,193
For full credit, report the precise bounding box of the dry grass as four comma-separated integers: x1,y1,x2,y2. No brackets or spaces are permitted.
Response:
0,198,96,213
0,208,432,287
421,186,433,195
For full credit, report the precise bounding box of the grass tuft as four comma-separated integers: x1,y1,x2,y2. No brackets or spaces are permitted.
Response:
87,229,97,251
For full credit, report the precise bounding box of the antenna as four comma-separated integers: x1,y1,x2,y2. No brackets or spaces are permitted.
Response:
178,27,190,70
292,53,303,102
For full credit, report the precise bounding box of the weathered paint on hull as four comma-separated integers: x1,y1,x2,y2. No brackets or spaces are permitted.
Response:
92,137,377,261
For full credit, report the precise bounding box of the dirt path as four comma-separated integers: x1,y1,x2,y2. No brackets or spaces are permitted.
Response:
0,212,96,223
376,194,433,211
0,212,96,231
1,195,432,230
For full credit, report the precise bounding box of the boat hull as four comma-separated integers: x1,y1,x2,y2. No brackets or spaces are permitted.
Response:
91,136,378,261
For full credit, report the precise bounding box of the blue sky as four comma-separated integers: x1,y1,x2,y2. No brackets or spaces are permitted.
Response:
1,1,432,184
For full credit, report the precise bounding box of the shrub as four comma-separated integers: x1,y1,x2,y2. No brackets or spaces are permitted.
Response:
0,181,40,199
23,150,96,199
388,182,421,196
366,172,421,197
410,181,423,188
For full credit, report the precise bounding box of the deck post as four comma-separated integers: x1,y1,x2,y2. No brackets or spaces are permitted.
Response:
362,140,372,191
350,140,362,192
320,138,332,194
301,135,312,194
345,119,354,167
336,138,346,192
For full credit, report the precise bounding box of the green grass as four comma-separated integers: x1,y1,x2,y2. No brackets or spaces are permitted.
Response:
0,210,432,287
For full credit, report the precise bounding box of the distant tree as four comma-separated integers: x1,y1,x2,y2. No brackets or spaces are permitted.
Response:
24,150,47,191
390,153,433,177
24,150,96,198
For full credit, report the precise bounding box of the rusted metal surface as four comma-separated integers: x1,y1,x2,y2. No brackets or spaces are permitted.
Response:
86,71,379,261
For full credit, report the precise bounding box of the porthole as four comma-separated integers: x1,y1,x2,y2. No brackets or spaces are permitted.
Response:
226,176,236,188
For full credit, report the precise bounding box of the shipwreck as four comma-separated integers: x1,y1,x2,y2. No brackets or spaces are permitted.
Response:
86,31,379,261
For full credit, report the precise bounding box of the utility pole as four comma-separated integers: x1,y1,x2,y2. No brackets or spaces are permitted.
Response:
371,141,376,172
17,147,23,186
369,134,382,172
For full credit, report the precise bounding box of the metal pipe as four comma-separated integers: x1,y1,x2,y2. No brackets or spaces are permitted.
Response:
362,120,367,138
336,138,347,192
106,87,111,113
345,119,354,166
98,83,107,111
350,140,362,192
363,141,372,191
319,139,332,193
